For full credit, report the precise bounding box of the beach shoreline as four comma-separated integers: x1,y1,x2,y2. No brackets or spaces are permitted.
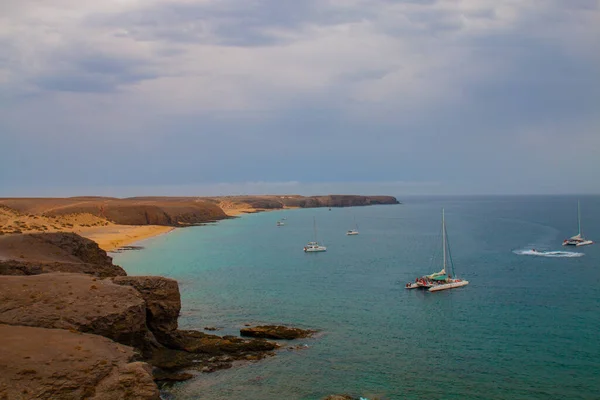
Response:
79,225,176,252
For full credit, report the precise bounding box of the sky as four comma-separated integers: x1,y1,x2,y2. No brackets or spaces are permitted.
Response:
1,0,599,197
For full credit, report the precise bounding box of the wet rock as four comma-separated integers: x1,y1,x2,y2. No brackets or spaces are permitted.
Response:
112,276,181,339
0,324,159,400
204,326,218,331
162,329,279,354
240,325,316,340
0,273,149,348
152,369,194,383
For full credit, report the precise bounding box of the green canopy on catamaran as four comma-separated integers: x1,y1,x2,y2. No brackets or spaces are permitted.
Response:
431,275,448,281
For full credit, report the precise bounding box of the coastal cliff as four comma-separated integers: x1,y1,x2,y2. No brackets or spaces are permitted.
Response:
0,194,399,230
0,232,287,399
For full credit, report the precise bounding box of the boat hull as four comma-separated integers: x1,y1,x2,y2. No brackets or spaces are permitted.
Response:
428,280,469,292
563,240,593,246
346,232,359,236
304,247,327,252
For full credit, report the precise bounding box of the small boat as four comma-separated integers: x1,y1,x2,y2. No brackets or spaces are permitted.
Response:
304,217,327,252
563,201,593,247
276,220,285,226
406,209,468,292
346,216,359,235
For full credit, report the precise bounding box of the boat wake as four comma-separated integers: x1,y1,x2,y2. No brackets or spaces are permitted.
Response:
513,249,584,258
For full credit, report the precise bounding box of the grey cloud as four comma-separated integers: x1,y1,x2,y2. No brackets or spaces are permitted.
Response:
89,0,380,47
34,53,158,93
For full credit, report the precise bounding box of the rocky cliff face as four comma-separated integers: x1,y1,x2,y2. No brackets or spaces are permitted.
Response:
43,199,229,226
0,324,159,400
0,233,126,277
280,195,399,208
113,276,181,340
0,273,149,348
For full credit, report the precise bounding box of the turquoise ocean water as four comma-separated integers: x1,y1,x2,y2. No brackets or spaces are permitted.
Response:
113,196,600,400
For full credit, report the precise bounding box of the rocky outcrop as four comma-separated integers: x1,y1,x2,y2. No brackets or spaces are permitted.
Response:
240,325,316,340
323,396,355,400
0,273,149,348
112,276,181,340
0,324,159,400
149,330,279,376
0,233,126,277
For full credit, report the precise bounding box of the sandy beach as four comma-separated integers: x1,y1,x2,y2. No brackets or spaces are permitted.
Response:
79,225,175,252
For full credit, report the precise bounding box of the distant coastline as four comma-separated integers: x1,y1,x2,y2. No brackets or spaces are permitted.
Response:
0,195,399,251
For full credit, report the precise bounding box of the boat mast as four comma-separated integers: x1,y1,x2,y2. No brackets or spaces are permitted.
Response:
313,217,318,242
578,200,582,236
442,208,446,273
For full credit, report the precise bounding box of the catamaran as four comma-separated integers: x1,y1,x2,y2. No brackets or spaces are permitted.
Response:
563,201,593,247
304,217,327,252
346,216,359,235
406,209,469,292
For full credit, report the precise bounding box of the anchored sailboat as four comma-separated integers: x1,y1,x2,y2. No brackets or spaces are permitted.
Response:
563,201,593,247
304,217,327,252
346,216,359,235
406,209,469,292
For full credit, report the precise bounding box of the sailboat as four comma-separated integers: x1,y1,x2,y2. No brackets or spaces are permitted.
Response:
406,209,469,292
346,216,359,235
304,217,327,252
563,200,593,247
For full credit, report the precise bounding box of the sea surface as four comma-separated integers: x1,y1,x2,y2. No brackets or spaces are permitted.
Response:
113,196,600,400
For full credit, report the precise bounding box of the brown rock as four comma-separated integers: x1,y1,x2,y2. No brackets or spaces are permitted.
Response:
0,233,126,277
162,329,279,354
240,325,316,340
152,369,194,383
323,396,355,400
112,276,181,339
0,324,159,400
0,273,148,347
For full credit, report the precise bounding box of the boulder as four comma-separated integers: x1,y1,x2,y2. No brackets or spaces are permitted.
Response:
0,273,148,348
240,325,316,340
0,324,159,400
112,276,181,339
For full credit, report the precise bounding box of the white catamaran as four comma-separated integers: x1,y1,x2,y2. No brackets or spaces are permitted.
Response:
563,201,593,247
406,209,469,292
304,217,327,252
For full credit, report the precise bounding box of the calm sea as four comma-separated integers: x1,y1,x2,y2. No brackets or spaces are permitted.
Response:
113,196,600,400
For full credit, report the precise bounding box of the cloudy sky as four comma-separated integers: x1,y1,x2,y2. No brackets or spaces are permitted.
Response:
1,0,599,197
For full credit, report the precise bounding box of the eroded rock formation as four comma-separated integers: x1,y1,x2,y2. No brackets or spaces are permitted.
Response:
0,324,159,400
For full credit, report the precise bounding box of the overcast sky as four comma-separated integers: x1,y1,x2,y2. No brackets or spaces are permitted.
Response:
1,0,599,197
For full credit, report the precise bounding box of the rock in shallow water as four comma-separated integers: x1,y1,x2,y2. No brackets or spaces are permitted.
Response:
240,325,316,340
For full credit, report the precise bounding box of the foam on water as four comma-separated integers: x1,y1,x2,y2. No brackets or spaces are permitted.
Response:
513,249,585,257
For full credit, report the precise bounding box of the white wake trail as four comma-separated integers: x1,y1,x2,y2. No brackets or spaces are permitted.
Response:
513,249,584,258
